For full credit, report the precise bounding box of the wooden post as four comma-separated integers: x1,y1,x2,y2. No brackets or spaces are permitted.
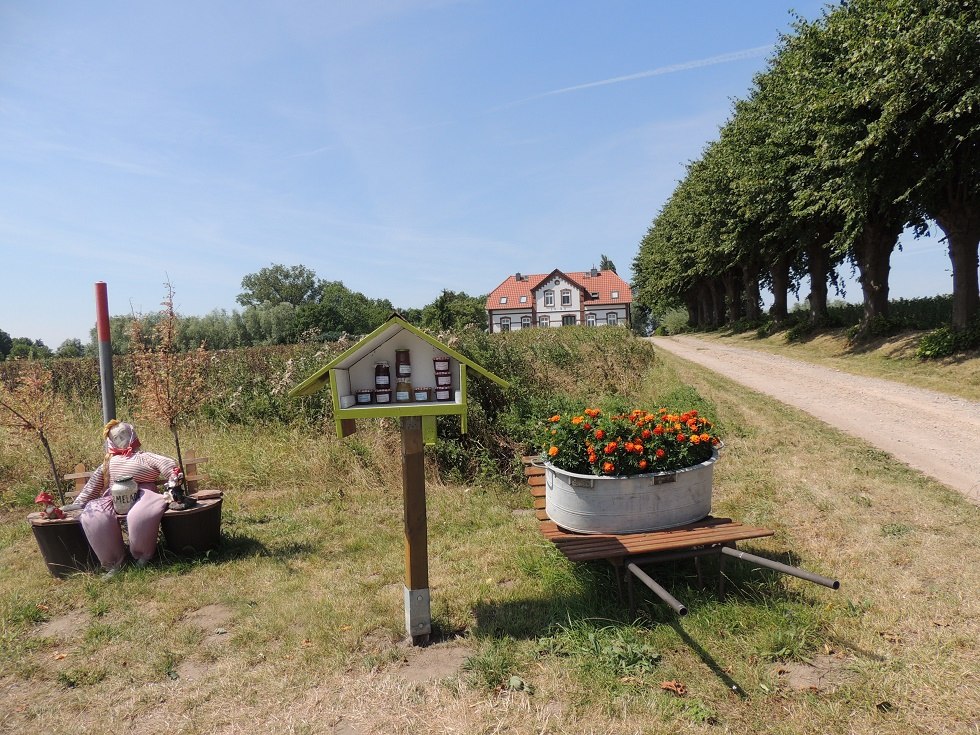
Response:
401,416,430,644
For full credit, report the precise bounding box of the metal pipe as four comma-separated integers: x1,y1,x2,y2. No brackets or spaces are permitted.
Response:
626,563,688,616
721,547,840,589
94,282,116,422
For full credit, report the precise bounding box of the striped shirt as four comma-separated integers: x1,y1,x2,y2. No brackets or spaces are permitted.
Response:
76,451,179,506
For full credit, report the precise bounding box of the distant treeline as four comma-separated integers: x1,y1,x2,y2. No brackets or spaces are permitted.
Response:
0,264,488,360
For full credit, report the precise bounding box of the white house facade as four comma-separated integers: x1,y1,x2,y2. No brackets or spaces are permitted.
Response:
485,268,632,333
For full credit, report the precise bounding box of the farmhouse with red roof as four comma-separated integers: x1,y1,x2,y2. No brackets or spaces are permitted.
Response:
485,267,632,333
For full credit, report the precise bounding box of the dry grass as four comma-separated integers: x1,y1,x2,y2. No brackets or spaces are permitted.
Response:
698,328,980,401
1,348,978,734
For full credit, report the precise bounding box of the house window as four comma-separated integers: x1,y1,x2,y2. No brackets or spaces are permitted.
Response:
590,292,599,299
562,315,576,326
538,315,550,327
611,290,619,299
561,289,571,306
519,296,527,303
544,290,554,307
586,312,596,326
606,312,618,326
500,317,511,332
520,315,531,329
499,296,508,304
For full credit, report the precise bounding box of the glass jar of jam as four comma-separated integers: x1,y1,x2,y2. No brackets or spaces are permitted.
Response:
374,361,390,388
413,387,431,402
374,388,392,404
394,348,412,377
434,386,453,401
433,355,450,372
395,378,412,402
355,389,373,405
434,371,452,387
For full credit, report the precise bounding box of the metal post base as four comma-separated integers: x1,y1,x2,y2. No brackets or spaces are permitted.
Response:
404,586,431,643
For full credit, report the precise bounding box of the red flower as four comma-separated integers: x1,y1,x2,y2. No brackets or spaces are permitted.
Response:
602,461,615,474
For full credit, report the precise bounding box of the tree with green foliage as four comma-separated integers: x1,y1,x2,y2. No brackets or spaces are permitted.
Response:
7,338,52,360
599,255,617,273
55,339,85,358
0,329,11,360
237,263,323,308
420,290,487,332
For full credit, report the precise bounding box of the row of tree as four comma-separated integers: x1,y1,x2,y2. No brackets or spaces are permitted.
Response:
1,264,490,359
633,0,980,335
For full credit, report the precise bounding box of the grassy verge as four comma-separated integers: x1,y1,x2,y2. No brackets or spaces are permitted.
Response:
1,334,977,733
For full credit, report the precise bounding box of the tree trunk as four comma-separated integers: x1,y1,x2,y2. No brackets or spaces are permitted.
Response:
723,272,739,324
769,253,791,322
934,208,980,332
806,242,830,324
684,290,699,328
853,220,902,325
709,281,724,328
742,264,762,321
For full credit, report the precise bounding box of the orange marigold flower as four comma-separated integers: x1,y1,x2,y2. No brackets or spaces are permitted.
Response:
655,448,665,459
594,429,606,440
638,459,648,470
549,415,561,423
690,434,701,444
583,423,592,431
641,428,652,440
700,433,711,443
604,442,618,455
571,416,584,425
602,461,615,474
548,446,559,457
676,433,686,443
653,425,664,436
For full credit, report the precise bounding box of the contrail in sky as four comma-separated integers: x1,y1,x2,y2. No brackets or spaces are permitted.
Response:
496,44,774,110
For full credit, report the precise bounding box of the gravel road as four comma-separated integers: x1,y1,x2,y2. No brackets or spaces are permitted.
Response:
650,335,980,503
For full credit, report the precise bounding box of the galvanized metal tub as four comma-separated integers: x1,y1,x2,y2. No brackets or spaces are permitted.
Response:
544,449,718,534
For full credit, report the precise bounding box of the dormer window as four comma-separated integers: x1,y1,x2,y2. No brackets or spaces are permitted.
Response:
519,296,527,303
499,296,508,304
611,290,619,299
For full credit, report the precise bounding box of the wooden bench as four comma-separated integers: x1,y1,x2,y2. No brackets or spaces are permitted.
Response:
523,457,836,615
63,449,213,500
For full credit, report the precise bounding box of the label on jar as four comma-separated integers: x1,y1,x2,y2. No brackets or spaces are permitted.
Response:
414,390,428,401
396,390,410,402
435,372,452,386
375,390,391,403
375,375,390,386
398,365,412,376
435,387,451,400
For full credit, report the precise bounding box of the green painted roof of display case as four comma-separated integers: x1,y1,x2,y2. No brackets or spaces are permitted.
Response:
288,315,508,398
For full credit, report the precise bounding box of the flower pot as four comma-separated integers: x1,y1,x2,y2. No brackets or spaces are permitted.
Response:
544,449,718,534
28,515,98,578
160,497,222,555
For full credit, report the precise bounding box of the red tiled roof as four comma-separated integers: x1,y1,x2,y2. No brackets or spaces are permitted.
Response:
485,269,631,310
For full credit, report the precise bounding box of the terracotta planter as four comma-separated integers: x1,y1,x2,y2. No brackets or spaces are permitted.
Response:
28,515,98,578
544,449,718,534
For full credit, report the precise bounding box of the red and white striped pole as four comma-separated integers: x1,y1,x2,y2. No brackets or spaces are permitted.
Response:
94,282,116,422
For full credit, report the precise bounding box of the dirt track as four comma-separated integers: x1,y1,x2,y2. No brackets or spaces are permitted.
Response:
650,335,980,503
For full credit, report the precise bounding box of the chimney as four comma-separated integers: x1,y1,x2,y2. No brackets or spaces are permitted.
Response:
590,267,598,278
515,272,523,281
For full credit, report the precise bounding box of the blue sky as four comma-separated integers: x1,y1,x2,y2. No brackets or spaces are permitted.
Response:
0,1,953,348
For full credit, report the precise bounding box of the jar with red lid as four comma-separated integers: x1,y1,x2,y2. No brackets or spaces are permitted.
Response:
374,388,392,404
412,387,431,402
433,355,450,372
434,371,452,387
434,386,453,401
355,389,374,405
